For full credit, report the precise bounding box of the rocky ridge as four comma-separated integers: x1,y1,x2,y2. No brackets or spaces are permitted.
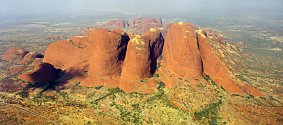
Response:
0,22,263,96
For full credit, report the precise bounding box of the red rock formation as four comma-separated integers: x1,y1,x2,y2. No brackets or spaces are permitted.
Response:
241,84,263,96
144,28,164,59
22,52,43,64
196,30,263,96
162,22,203,78
144,28,164,73
43,36,91,76
131,18,163,33
161,22,262,96
82,29,129,86
197,30,243,94
11,21,261,96
103,18,164,33
18,63,58,83
156,17,163,25
0,47,29,62
105,19,128,29
121,28,164,81
131,18,162,27
121,34,151,80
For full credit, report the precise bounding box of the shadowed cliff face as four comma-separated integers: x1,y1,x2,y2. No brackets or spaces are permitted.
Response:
18,63,59,83
2,21,262,96
144,28,165,74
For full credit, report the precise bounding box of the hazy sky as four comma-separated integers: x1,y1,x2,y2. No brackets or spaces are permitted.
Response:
1,0,283,17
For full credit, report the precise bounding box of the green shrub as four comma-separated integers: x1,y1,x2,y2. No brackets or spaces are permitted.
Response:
194,100,222,125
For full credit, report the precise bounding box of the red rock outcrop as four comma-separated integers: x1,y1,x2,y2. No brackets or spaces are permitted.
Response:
162,22,203,78
144,28,164,74
0,47,29,62
105,19,129,29
12,21,261,96
43,36,91,77
82,29,129,86
18,63,58,83
131,18,163,27
121,28,164,81
144,28,164,60
241,84,263,96
197,29,263,96
120,34,151,80
22,52,43,64
161,22,262,96
102,18,164,33
131,18,163,33
196,30,244,94
118,29,164,93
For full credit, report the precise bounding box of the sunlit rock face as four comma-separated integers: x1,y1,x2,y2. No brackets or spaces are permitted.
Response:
196,30,243,94
161,23,263,96
121,34,151,80
43,36,91,74
196,30,263,96
121,28,164,81
162,22,203,78
88,29,128,77
85,29,129,85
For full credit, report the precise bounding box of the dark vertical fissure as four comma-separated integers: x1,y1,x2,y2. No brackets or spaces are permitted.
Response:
195,31,205,76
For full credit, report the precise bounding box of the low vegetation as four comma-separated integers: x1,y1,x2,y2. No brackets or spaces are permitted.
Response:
194,100,222,125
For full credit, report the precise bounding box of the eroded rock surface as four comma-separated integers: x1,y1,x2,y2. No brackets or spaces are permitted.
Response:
121,34,151,80
121,28,164,81
87,29,129,78
197,30,263,96
43,36,91,73
162,22,203,78
160,22,263,96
